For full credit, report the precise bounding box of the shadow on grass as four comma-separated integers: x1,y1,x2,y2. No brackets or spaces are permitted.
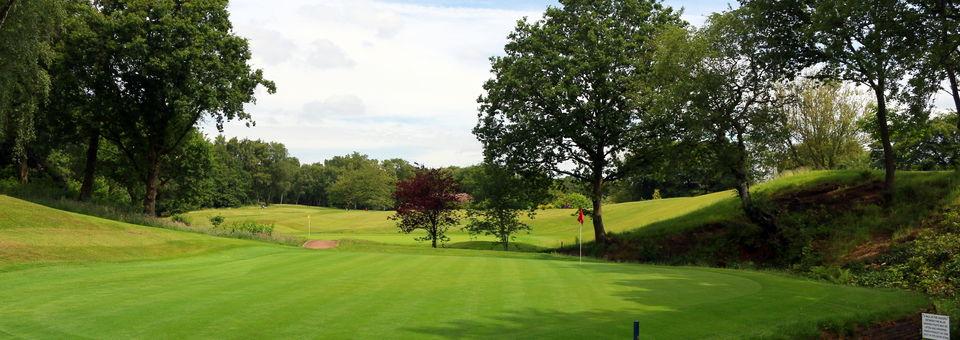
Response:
402,307,676,339
446,240,545,252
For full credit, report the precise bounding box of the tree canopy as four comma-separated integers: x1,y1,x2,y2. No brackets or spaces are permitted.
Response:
475,0,682,245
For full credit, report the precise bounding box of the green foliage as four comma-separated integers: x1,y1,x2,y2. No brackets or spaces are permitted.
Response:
475,0,683,244
209,215,225,228
776,80,870,171
464,164,551,250
549,191,591,210
651,189,662,200
651,9,788,214
327,160,394,210
64,0,275,215
746,0,929,202
0,0,63,167
854,209,960,298
170,214,190,226
863,111,960,170
225,221,274,237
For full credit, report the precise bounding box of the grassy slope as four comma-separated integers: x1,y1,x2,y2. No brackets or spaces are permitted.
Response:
0,195,930,338
613,170,960,261
0,195,247,270
180,190,734,248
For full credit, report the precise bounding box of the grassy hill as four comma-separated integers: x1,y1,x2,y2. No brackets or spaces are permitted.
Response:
178,190,734,249
0,195,248,270
0,194,932,338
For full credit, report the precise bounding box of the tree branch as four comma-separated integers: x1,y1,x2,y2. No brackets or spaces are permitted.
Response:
0,0,16,32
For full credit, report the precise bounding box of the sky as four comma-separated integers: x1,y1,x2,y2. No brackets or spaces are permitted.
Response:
202,0,734,167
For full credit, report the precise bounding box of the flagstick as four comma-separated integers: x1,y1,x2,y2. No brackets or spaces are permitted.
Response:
578,222,582,263
308,215,311,239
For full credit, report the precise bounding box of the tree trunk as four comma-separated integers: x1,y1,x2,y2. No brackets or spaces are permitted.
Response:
79,130,100,201
17,157,27,184
430,224,438,248
947,67,960,130
874,87,896,207
591,176,607,246
143,149,161,216
502,233,509,251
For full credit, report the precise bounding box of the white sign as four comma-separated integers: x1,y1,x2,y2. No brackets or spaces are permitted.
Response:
922,313,950,340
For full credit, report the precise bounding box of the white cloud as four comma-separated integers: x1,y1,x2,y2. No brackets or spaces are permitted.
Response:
306,39,356,69
301,95,367,121
240,27,298,66
210,0,537,167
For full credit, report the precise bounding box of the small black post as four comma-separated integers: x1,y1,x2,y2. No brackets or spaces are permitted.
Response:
633,320,639,340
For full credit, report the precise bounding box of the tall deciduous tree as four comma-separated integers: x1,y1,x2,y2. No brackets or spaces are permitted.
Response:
463,164,551,250
743,0,925,205
652,10,785,226
908,0,960,124
79,0,274,215
392,168,461,248
777,80,869,170
811,0,924,205
0,0,62,183
475,0,681,245
328,161,394,210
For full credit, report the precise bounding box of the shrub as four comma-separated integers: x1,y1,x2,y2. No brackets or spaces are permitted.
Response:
171,214,191,226
852,210,960,298
551,192,591,209
209,215,225,227
227,221,274,237
652,189,662,200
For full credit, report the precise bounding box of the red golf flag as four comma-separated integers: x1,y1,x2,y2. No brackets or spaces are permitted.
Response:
577,208,584,224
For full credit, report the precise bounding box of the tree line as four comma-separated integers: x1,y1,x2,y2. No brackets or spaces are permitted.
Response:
2,0,959,249
475,0,960,247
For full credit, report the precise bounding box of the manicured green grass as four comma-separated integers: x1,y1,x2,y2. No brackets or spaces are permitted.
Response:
0,194,933,338
0,195,247,270
0,244,927,339
180,190,735,248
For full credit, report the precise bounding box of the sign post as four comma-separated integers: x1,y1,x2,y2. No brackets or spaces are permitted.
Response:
922,313,950,340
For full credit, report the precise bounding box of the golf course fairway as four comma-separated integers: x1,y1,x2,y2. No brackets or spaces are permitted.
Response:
0,196,930,339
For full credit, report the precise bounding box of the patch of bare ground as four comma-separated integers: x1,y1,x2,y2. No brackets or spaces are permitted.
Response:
303,240,338,249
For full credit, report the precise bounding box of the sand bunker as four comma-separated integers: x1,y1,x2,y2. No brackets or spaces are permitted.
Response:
302,240,339,249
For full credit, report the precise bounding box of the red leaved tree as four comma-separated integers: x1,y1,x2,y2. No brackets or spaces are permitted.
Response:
391,168,462,248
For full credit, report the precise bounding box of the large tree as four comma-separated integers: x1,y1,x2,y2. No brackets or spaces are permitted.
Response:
0,0,62,183
475,0,681,245
76,0,274,215
743,0,925,205
909,0,960,124
777,80,869,170
392,168,461,248
463,164,551,250
651,10,785,226
328,161,394,210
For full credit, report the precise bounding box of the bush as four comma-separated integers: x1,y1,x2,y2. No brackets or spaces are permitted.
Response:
852,210,960,298
652,189,662,200
551,192,591,209
209,215,225,227
225,221,274,237
170,214,191,226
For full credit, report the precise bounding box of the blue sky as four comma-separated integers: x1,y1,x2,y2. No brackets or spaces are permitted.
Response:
209,1,736,166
